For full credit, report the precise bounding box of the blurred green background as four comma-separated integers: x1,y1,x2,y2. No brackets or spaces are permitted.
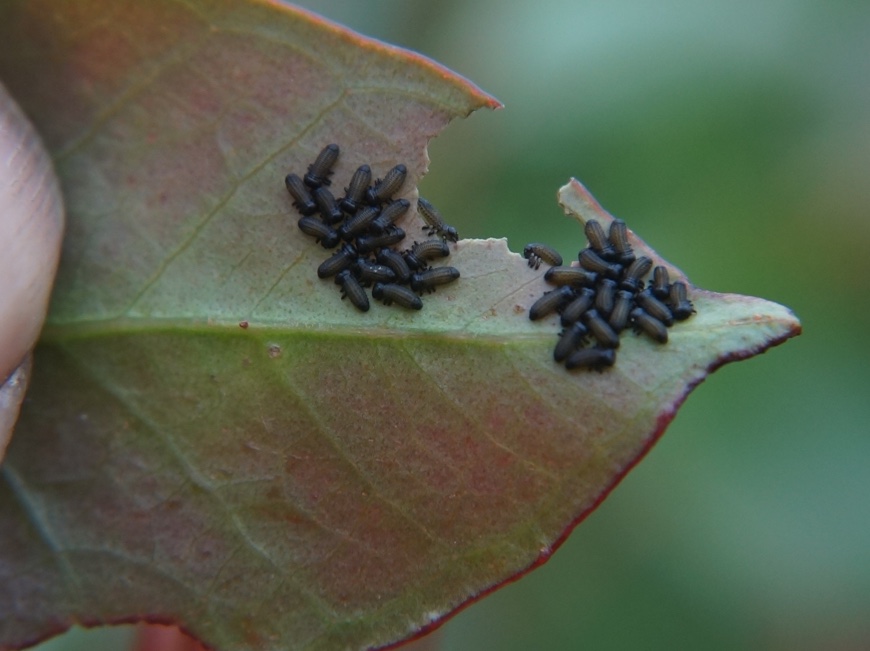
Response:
34,1,868,650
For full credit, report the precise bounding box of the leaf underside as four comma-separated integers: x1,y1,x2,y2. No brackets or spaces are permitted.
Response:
0,2,800,651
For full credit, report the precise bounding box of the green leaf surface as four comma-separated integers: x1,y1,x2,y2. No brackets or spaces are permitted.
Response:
0,2,800,651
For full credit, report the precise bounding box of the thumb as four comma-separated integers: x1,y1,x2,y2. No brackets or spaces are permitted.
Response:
0,81,64,462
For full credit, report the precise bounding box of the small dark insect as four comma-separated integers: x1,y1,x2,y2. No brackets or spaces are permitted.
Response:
376,248,412,284
317,244,357,279
372,282,423,310
583,309,620,348
340,164,372,214
668,281,695,320
636,290,675,326
585,220,616,260
608,219,635,265
560,287,596,326
651,266,671,300
553,321,589,362
544,266,598,287
529,286,574,321
418,198,459,242
578,248,622,279
370,198,411,233
303,144,340,188
335,269,370,312
313,187,343,225
595,279,618,317
367,164,407,205
338,205,381,241
297,216,339,248
410,266,460,293
356,227,406,255
608,289,635,333
631,307,668,343
619,256,653,293
404,238,450,270
523,242,563,270
285,173,317,216
353,259,396,286
565,347,616,372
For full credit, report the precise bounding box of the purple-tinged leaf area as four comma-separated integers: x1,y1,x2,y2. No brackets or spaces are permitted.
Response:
2,277,798,651
0,2,801,651
0,0,498,327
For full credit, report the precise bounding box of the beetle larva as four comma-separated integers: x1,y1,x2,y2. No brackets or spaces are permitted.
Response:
544,266,598,288
529,286,574,321
297,216,339,249
372,282,423,310
317,244,357,279
303,143,340,188
523,242,562,269
565,347,616,371
410,266,460,293
631,307,668,343
418,198,459,242
584,309,620,348
285,173,317,216
335,269,370,312
367,164,407,205
370,199,411,233
339,164,372,214
553,321,589,362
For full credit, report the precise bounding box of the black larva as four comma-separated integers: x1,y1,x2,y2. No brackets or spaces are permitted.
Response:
631,307,668,343
340,164,372,214
353,259,396,286
418,198,459,242
317,244,357,279
313,187,343,225
651,265,671,300
529,286,574,321
404,239,450,271
410,266,460,293
560,287,596,326
367,164,407,205
620,256,652,293
335,269,370,312
668,281,695,320
376,248,412,284
370,198,411,233
304,144,340,188
553,321,589,362
636,290,674,327
523,243,563,269
585,220,616,261
372,282,423,310
583,309,620,348
608,219,635,265
544,266,598,288
565,347,616,372
608,290,634,333
338,205,381,241
297,216,339,249
594,279,618,317
285,173,317,216
357,227,407,255
579,248,622,279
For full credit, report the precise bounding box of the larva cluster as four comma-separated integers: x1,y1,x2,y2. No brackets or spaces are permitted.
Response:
286,144,460,312
524,218,695,371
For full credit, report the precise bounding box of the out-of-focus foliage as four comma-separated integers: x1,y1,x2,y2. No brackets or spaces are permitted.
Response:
35,0,868,650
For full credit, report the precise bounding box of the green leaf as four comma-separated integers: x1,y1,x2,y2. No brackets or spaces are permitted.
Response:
0,2,800,651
